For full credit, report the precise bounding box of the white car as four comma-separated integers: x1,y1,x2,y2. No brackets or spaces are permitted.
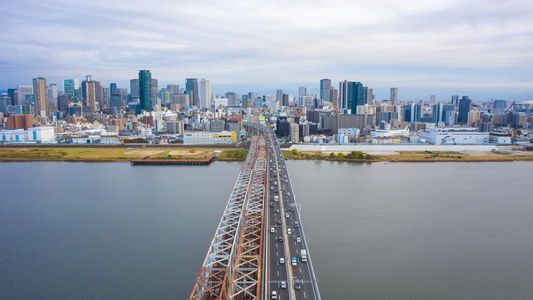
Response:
279,257,285,264
280,281,287,289
296,237,301,243
285,213,289,218
287,228,292,235
270,227,275,233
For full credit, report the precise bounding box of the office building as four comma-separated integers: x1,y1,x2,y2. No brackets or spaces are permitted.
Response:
8,89,18,106
390,87,398,105
290,122,299,143
199,79,212,108
18,85,33,105
339,81,363,114
186,78,199,107
57,94,71,113
48,84,58,102
82,75,96,114
451,95,459,106
139,70,153,112
33,77,48,117
458,96,472,124
63,79,79,96
320,79,331,102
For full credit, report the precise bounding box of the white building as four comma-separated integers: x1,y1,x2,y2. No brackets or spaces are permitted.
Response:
183,131,236,145
418,127,489,145
371,128,409,138
0,127,55,143
100,134,121,144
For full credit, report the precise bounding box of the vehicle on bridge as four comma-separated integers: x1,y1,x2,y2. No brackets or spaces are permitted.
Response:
292,256,297,266
301,250,307,262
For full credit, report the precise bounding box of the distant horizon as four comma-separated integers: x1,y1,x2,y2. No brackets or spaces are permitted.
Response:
2,1,532,102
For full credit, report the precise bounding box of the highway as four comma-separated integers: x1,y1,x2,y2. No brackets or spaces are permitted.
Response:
263,130,320,300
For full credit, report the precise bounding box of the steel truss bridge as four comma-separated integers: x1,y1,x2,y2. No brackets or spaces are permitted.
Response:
191,126,321,300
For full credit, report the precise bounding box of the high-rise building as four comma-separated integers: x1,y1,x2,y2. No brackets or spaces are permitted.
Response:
48,84,58,102
95,81,103,109
139,70,153,112
103,87,111,108
58,93,71,113
8,89,18,106
63,79,79,96
110,83,119,95
33,77,48,117
329,88,338,108
276,89,283,103
320,79,331,102
186,78,199,107
225,92,240,107
390,88,398,105
152,79,158,99
299,87,306,97
167,84,180,94
282,93,289,107
430,95,436,105
199,79,212,108
130,79,139,99
18,85,33,105
451,95,459,106
339,81,363,114
458,96,472,124
82,75,96,114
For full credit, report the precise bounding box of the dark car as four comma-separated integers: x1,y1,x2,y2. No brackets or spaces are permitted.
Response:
294,279,301,290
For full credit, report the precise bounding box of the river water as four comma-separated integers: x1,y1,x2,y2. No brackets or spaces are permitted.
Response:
1,161,532,299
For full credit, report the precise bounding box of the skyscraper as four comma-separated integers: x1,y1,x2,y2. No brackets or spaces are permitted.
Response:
48,84,58,102
33,77,48,117
390,88,398,105
82,75,96,114
186,78,199,107
320,79,331,102
276,89,283,103
130,79,139,99
199,79,211,108
139,70,153,112
18,85,33,105
7,89,18,106
339,81,363,114
451,95,459,106
64,79,79,96
458,96,472,124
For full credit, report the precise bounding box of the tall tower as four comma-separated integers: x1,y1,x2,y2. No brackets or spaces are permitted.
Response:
390,87,398,105
63,79,79,96
276,89,283,103
199,79,211,109
82,75,96,114
130,79,139,99
139,70,153,112
33,77,48,117
458,96,472,124
320,79,331,102
186,78,199,107
339,81,363,114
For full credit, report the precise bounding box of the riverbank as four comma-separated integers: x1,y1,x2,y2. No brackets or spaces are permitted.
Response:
0,147,248,162
1,147,532,163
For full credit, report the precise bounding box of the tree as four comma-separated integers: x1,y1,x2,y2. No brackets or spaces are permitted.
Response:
291,149,298,154
337,152,344,158
516,130,522,136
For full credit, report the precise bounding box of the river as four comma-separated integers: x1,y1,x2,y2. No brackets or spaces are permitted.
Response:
1,161,532,299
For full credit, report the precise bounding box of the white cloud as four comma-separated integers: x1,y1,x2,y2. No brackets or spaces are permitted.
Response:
1,0,532,100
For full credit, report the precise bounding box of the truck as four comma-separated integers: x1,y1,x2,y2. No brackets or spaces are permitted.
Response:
274,196,279,202
301,250,307,262
291,257,297,266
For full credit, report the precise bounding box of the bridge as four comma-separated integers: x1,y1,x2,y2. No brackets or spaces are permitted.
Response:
190,124,321,300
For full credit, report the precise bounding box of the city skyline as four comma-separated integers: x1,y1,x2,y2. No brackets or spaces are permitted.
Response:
1,0,532,101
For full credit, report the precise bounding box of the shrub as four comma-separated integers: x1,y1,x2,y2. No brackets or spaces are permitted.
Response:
337,152,344,158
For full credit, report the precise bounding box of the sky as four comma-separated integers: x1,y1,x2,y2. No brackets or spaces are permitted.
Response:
1,0,532,101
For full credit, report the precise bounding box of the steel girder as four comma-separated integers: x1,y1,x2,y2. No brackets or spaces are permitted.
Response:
190,136,260,300
228,137,267,300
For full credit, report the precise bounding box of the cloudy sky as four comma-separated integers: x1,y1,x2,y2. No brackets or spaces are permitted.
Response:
1,0,532,101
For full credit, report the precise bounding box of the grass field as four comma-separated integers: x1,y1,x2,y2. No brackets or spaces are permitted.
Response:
0,148,248,162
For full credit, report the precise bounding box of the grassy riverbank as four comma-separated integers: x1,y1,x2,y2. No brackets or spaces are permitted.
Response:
1,147,532,163
0,147,248,162
283,149,533,162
